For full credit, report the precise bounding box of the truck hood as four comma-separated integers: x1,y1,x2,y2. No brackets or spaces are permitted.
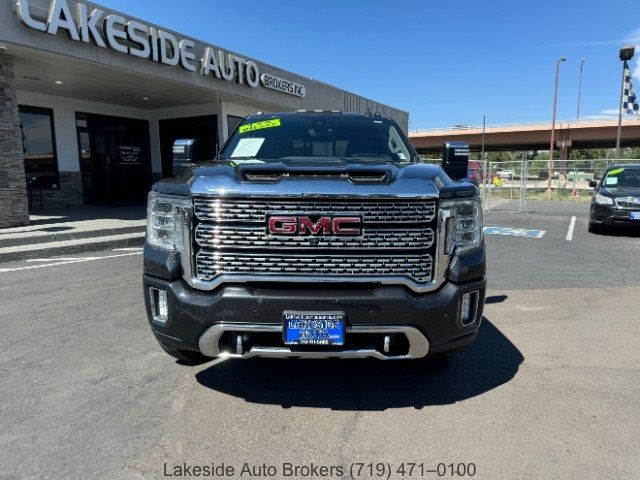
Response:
154,159,478,199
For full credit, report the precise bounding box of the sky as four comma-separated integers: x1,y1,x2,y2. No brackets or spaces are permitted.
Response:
97,0,640,130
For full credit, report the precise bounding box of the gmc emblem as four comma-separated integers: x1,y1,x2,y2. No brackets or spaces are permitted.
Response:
268,216,362,236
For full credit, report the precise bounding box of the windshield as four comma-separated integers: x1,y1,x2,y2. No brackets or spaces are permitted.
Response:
220,114,415,164
602,167,640,190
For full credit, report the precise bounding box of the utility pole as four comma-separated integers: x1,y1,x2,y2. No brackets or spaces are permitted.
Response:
481,114,487,209
548,57,566,197
576,58,586,122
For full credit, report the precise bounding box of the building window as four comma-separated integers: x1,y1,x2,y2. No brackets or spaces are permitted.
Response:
19,106,60,189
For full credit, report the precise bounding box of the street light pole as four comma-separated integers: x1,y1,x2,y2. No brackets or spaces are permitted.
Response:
481,114,487,209
548,57,566,195
576,58,586,122
615,46,635,159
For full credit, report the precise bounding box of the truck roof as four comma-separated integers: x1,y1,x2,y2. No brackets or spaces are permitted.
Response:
246,111,394,122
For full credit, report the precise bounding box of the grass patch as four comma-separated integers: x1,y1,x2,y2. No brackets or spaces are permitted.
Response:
488,188,592,202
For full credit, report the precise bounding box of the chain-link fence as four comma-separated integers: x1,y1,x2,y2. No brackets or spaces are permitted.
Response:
420,157,640,212
483,158,640,213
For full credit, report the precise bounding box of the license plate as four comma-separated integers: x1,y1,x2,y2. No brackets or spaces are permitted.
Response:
630,211,640,221
283,311,345,346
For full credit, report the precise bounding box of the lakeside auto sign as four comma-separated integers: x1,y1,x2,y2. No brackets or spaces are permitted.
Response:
15,0,306,98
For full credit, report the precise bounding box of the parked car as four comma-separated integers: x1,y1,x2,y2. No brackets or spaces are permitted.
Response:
497,170,514,179
467,160,483,186
588,164,640,233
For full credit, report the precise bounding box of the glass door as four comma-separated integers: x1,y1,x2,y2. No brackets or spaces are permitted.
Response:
77,113,152,204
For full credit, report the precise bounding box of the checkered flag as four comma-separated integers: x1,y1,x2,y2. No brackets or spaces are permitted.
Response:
622,61,640,116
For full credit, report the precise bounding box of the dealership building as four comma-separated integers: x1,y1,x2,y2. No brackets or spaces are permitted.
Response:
0,0,408,228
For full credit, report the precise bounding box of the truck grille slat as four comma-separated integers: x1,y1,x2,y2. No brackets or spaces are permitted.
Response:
196,252,433,284
195,224,434,250
194,198,436,223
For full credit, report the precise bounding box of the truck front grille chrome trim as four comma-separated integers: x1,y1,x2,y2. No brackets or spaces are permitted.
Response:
180,197,452,293
193,198,436,223
198,324,430,360
194,224,435,250
195,252,433,284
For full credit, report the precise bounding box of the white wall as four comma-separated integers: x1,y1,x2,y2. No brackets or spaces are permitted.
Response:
16,91,287,179
16,90,159,171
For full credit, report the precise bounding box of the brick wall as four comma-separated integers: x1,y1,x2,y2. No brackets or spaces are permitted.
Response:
39,172,84,208
0,53,29,228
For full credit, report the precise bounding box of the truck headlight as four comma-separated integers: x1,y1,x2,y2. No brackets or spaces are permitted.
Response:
440,197,483,253
594,193,614,206
147,192,190,251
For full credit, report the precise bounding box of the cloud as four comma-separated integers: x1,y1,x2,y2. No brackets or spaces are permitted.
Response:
578,114,613,121
598,109,620,116
542,30,640,48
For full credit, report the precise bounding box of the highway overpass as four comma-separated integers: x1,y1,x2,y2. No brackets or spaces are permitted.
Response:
409,118,640,156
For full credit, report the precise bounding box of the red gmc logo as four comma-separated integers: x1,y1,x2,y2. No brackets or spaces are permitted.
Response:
268,216,362,236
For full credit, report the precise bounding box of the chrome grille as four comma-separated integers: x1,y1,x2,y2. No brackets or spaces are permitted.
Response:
191,197,438,289
193,198,436,223
615,197,640,209
196,252,433,283
195,224,434,250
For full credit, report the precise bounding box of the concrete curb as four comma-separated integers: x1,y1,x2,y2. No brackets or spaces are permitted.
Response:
0,233,145,263
0,225,146,248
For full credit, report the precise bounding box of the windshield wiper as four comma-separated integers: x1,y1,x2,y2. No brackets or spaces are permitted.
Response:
348,154,393,159
338,155,399,163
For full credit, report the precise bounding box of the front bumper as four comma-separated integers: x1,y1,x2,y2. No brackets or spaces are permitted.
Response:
591,203,640,225
144,274,486,360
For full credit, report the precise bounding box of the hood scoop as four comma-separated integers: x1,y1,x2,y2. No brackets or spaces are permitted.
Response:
243,170,389,184
240,162,392,184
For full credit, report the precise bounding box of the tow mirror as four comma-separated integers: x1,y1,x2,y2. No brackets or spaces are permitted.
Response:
588,180,597,188
172,139,196,176
442,141,470,181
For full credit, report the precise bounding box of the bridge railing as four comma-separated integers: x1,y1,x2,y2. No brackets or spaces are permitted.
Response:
410,117,640,134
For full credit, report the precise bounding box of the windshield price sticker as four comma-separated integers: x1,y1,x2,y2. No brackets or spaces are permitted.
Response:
238,118,281,133
231,138,265,158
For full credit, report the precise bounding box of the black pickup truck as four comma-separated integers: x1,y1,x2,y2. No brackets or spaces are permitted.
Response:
143,112,486,366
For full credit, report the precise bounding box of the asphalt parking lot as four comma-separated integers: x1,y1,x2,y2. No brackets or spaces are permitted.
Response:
1,201,639,480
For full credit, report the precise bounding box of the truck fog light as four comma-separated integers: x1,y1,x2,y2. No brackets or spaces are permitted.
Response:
460,291,479,326
150,288,168,324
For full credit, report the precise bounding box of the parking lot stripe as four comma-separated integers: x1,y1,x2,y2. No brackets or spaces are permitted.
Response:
26,257,102,262
0,252,142,273
565,216,576,241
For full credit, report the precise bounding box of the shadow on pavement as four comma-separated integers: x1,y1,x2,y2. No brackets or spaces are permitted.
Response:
485,295,508,304
27,204,146,226
595,225,640,238
195,318,523,410
37,226,75,233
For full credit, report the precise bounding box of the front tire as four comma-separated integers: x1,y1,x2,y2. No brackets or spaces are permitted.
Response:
588,221,604,234
157,340,210,364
